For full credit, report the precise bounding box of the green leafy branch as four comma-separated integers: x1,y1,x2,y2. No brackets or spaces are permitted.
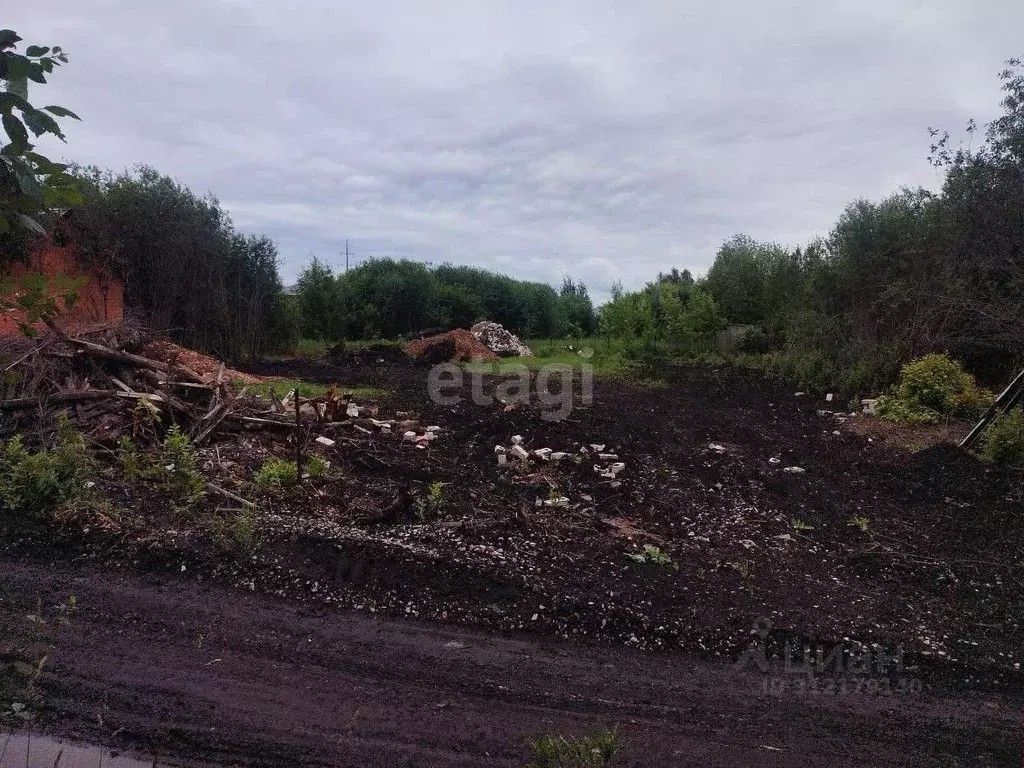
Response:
1,29,82,236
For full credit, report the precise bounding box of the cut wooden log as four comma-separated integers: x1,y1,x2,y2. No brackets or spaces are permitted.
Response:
67,338,205,384
0,390,119,410
193,401,234,445
229,414,294,428
205,482,256,508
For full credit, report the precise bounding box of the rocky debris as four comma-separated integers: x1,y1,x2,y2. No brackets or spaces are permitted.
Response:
543,496,570,508
470,321,533,357
783,466,806,474
492,437,625,481
404,329,499,364
510,444,530,462
596,462,626,480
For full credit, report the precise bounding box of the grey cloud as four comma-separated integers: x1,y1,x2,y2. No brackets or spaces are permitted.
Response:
7,1,1023,302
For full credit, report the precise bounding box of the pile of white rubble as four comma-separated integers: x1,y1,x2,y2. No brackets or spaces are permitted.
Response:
493,435,626,487
470,321,533,357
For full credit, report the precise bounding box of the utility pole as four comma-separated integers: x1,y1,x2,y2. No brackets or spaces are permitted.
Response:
344,239,350,273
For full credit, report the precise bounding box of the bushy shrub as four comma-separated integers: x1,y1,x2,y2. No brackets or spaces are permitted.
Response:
895,354,991,413
876,353,991,426
982,408,1024,467
117,436,150,481
737,327,771,354
874,394,939,426
306,454,328,479
254,457,298,488
0,413,95,516
160,426,205,503
209,508,259,554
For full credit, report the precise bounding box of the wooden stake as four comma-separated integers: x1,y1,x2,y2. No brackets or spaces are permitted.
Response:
294,392,303,476
960,367,1024,449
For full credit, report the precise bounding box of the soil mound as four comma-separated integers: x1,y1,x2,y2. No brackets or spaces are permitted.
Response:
140,339,261,383
404,329,499,363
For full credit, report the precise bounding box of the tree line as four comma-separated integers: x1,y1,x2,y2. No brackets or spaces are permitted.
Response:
604,59,1024,391
5,25,1022,391
291,257,596,342
62,166,291,360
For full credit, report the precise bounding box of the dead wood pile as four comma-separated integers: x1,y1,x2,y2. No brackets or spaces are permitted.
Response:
0,325,356,446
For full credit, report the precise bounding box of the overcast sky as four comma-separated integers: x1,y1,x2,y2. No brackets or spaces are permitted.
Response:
8,1,1021,301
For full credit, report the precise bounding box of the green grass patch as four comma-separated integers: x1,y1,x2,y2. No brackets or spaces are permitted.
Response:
253,457,298,488
234,379,390,401
465,337,627,377
270,337,406,360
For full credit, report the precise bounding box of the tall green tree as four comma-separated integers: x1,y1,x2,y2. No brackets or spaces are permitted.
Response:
70,166,286,359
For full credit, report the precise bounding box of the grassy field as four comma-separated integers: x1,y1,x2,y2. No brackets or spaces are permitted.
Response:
278,336,631,377
467,336,628,376
273,337,405,359
233,379,390,401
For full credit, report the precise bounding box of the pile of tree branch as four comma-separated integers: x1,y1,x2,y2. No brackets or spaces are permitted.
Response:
0,326,348,446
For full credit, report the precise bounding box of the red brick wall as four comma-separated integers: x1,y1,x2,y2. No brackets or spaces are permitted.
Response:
0,240,124,337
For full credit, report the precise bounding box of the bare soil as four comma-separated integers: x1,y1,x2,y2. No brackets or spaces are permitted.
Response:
1,361,1022,765
1,560,1021,767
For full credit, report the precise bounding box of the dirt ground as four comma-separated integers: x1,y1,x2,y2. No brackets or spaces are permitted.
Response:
2,361,1023,765
0,559,1020,767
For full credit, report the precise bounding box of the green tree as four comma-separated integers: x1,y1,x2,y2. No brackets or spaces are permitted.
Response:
70,165,286,358
0,30,81,237
295,257,338,339
557,275,596,337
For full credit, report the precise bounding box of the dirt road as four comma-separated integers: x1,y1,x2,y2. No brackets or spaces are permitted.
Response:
2,559,1020,767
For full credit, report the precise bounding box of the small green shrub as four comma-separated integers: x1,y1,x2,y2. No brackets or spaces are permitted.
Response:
0,413,95,516
874,394,939,426
117,436,151,481
526,729,620,768
415,480,444,521
160,426,205,503
305,454,328,478
3,595,77,726
982,408,1024,467
254,457,298,488
625,544,673,567
846,515,870,532
210,509,259,554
